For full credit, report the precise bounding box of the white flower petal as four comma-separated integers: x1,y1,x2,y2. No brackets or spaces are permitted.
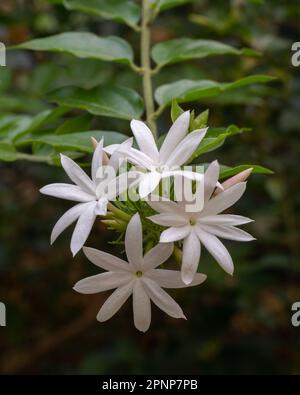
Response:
146,197,182,215
125,213,144,270
105,171,140,200
181,230,201,284
50,202,89,244
74,272,132,294
166,128,207,168
97,281,133,322
94,197,109,216
195,227,234,275
143,242,174,271
200,214,253,226
60,154,95,194
83,247,131,272
147,269,207,288
204,160,220,202
92,139,104,183
107,138,133,171
202,182,247,216
71,202,97,256
200,224,255,242
143,278,186,319
160,226,191,243
139,172,161,198
40,183,95,202
121,147,154,170
159,111,190,164
148,213,188,227
133,280,151,332
130,120,159,162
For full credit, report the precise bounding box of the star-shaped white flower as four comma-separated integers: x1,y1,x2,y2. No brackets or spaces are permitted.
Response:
148,161,255,284
40,138,135,256
74,213,207,332
109,111,207,198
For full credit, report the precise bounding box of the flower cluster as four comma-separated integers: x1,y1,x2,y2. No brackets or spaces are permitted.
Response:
41,111,254,332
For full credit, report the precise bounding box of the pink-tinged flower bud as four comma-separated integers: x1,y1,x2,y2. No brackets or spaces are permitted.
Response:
214,168,253,196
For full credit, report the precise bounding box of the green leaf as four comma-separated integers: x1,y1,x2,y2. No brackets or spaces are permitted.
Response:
17,131,128,153
48,85,144,120
55,114,92,135
155,75,276,106
15,32,134,65
192,109,209,129
64,0,140,28
152,0,193,12
152,38,257,67
0,142,18,162
191,125,250,160
171,100,184,122
220,164,274,179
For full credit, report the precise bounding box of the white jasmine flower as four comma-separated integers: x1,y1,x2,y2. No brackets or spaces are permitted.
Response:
111,111,207,198
148,161,255,284
40,138,135,256
74,213,207,332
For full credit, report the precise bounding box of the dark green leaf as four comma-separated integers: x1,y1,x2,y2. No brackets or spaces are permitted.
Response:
153,0,193,12
17,131,128,153
155,75,276,106
220,164,274,179
15,32,134,64
48,85,144,120
64,0,140,27
152,38,257,66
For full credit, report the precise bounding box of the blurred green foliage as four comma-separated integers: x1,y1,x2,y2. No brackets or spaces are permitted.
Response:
0,0,300,374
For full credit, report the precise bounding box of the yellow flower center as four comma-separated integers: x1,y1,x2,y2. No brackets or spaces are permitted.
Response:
135,271,143,278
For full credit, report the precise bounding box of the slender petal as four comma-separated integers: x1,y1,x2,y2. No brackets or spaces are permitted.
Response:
160,226,191,243
148,213,188,227
139,172,161,198
40,183,95,202
97,281,134,322
92,139,104,183
74,272,132,294
200,224,255,242
83,247,131,272
143,278,186,319
107,138,133,171
195,227,234,275
164,169,204,182
125,213,144,270
120,147,154,170
200,214,253,226
143,242,174,271
146,197,181,215
130,120,159,162
202,182,247,216
166,128,207,167
50,202,89,244
71,202,97,256
133,280,151,332
94,197,109,216
181,230,201,284
60,154,95,194
159,111,190,164
147,269,206,288
204,160,220,203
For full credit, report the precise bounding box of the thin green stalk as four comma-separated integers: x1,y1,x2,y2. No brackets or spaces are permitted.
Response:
141,0,157,139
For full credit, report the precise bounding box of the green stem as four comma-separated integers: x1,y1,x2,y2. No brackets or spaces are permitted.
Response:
141,0,157,139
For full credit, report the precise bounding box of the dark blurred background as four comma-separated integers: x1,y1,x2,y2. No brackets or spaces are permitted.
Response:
0,0,300,374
